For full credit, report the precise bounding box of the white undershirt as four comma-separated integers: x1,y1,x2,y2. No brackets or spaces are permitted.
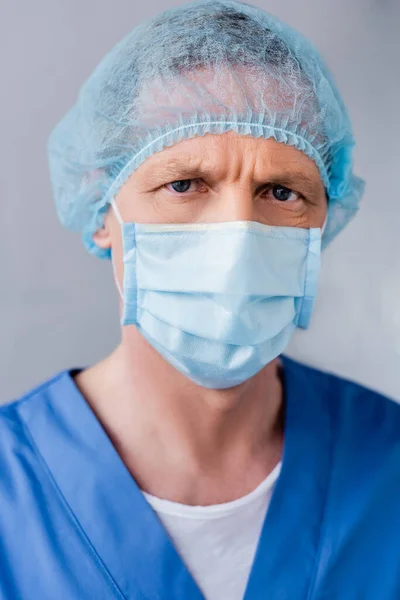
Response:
141,461,282,600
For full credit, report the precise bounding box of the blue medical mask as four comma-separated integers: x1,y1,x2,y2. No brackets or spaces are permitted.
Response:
111,199,322,389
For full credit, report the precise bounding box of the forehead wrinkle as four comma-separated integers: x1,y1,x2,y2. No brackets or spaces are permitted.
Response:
162,157,319,182
137,138,323,194
142,151,226,182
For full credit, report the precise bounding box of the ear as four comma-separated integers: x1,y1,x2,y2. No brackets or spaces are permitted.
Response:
92,210,113,250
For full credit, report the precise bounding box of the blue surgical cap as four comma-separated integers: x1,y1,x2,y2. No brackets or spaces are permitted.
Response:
47,0,365,259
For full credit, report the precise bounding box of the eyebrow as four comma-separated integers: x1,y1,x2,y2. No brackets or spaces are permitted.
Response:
145,159,321,197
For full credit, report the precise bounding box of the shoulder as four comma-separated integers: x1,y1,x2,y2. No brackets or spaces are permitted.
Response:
282,353,400,416
283,355,400,527
282,353,400,458
0,370,72,424
0,369,85,542
0,370,77,481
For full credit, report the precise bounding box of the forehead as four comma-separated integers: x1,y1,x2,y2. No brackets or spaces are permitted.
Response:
130,132,325,201
135,131,322,180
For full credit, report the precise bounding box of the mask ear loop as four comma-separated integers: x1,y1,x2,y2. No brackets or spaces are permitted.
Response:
111,196,124,225
321,214,328,236
110,197,124,300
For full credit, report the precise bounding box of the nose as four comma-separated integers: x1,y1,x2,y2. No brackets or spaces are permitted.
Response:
201,184,256,223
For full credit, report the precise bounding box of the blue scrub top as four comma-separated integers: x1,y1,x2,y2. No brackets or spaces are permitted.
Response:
0,355,399,599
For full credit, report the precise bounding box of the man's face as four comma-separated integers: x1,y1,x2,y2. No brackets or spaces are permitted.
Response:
94,131,327,255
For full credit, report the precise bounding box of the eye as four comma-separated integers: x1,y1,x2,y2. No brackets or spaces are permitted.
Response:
269,185,300,202
167,179,193,193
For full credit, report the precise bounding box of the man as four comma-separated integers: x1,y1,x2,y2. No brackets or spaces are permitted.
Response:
0,1,399,598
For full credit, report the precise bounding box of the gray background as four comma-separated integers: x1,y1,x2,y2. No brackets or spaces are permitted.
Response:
0,0,399,404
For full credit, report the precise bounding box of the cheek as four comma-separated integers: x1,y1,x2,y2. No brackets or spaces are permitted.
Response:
310,196,328,228
261,200,326,229
123,192,204,224
297,205,325,229
152,196,201,223
116,187,160,223
252,199,307,227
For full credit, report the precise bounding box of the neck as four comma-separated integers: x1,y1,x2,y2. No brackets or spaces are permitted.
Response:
74,326,285,505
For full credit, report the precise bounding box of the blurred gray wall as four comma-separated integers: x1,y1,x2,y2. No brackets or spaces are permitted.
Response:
0,0,399,403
